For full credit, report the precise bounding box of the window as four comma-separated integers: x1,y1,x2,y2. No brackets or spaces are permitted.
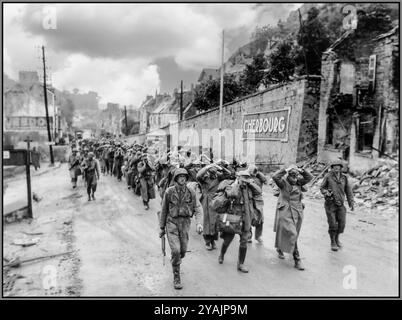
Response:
356,112,376,153
339,63,355,94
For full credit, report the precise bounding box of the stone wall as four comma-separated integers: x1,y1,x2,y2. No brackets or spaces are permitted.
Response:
165,76,320,171
373,29,399,155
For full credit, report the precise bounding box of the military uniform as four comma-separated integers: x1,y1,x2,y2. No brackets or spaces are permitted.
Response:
215,171,261,273
196,164,222,250
82,154,100,201
320,161,354,251
247,165,267,243
159,168,203,289
137,155,156,209
272,167,313,270
68,151,81,188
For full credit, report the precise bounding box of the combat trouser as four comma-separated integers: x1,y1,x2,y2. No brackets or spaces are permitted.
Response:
166,216,191,266
324,200,346,234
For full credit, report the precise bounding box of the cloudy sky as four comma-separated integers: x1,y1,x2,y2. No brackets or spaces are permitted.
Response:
4,3,301,107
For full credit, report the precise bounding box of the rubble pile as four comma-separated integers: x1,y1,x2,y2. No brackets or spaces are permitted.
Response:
298,157,399,212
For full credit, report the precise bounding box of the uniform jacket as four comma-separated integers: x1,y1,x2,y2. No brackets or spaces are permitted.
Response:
215,179,261,232
160,183,203,229
68,154,81,178
320,171,354,207
250,172,267,224
82,159,100,185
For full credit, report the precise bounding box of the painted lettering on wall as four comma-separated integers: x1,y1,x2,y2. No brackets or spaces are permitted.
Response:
242,108,290,141
5,116,53,131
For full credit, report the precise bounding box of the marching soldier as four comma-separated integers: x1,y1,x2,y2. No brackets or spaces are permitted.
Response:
196,163,224,250
247,164,267,243
159,168,203,290
82,152,101,201
137,153,156,210
214,171,261,273
68,148,81,188
320,160,354,251
272,166,313,270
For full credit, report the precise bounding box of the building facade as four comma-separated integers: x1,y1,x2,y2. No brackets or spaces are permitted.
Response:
317,26,399,173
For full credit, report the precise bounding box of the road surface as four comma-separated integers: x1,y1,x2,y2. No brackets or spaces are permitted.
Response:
3,164,399,296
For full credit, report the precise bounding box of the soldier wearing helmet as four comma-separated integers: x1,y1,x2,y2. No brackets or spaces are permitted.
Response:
82,151,100,201
68,148,81,188
159,168,203,290
246,164,267,244
320,160,354,251
272,165,313,270
137,152,156,210
213,170,262,273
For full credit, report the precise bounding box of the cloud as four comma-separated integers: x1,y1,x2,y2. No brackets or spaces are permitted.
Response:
4,3,302,106
52,54,160,106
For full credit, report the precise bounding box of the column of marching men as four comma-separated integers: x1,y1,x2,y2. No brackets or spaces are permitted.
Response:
68,137,355,290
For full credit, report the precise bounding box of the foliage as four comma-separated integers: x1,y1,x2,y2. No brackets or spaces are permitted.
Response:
240,53,268,94
251,25,276,42
296,7,331,75
193,74,245,112
264,41,296,84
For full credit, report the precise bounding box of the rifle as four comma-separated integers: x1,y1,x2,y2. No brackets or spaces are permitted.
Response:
69,159,79,171
162,233,166,266
157,210,166,266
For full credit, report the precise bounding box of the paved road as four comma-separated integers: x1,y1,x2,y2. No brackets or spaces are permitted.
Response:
60,164,398,297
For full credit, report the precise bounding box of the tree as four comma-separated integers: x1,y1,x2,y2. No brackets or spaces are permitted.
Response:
240,53,268,94
264,41,296,85
297,7,331,75
193,74,245,112
251,25,275,42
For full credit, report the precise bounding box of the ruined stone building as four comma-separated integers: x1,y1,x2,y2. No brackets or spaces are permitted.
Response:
318,25,399,173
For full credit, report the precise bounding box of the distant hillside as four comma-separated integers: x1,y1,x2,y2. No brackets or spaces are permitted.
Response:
225,3,399,74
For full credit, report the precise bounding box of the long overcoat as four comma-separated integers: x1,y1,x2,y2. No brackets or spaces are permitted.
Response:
272,169,313,253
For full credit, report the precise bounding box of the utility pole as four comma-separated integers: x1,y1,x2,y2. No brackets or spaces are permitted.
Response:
298,9,309,76
180,80,184,120
219,30,224,131
124,105,128,136
41,45,54,165
219,30,225,159
23,136,33,219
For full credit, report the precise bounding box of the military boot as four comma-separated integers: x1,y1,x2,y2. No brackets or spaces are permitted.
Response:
330,233,338,251
237,246,249,273
335,233,342,248
218,241,229,264
294,259,305,271
173,266,183,290
293,246,304,270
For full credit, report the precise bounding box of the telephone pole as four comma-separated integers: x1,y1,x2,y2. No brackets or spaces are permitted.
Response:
180,80,183,121
42,45,54,165
124,105,128,136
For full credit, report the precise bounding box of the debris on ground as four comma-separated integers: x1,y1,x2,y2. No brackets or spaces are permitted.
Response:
12,237,40,247
299,157,399,211
267,156,399,213
4,250,76,268
33,192,42,202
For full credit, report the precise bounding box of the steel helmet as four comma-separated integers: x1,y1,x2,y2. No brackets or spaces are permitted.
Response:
173,168,189,181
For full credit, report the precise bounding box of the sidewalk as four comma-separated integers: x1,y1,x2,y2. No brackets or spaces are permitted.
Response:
3,162,63,217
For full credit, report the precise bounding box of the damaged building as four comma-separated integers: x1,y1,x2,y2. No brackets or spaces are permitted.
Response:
317,25,399,173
